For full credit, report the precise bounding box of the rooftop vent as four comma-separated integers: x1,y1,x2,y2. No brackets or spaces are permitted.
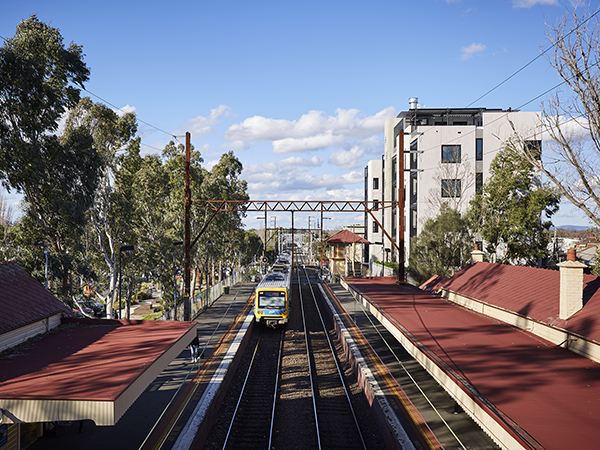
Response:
409,97,418,110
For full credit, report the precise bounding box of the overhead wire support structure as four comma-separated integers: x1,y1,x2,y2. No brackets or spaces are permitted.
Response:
181,202,404,317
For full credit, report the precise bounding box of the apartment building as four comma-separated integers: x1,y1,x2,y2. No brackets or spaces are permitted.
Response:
365,98,542,272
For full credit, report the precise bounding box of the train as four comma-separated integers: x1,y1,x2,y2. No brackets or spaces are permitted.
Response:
254,254,292,327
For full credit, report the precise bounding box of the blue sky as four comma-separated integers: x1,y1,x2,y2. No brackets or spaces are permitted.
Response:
1,0,593,229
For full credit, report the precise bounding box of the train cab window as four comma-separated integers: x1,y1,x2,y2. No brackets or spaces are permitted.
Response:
258,291,286,309
265,273,285,281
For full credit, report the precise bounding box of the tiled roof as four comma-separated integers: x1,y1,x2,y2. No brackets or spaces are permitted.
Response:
0,260,72,335
438,261,600,343
419,274,447,292
325,229,370,244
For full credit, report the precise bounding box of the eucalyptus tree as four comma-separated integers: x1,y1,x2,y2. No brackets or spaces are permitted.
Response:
407,204,472,285
468,144,560,265
0,16,99,299
197,151,249,286
63,97,140,316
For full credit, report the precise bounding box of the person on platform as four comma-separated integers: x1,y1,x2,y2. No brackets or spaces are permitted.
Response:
189,335,199,362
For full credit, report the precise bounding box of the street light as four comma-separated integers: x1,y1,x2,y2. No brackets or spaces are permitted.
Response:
119,245,135,320
173,241,183,321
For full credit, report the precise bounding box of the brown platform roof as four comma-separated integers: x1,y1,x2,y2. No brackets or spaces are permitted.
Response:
325,229,370,244
0,318,196,426
345,276,600,450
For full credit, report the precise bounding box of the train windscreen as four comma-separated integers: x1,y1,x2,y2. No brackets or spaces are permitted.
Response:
258,290,286,309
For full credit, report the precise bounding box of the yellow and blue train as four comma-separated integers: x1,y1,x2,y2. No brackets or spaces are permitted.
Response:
254,257,292,327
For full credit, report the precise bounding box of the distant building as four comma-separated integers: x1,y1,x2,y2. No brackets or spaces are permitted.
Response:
365,98,542,272
363,158,383,272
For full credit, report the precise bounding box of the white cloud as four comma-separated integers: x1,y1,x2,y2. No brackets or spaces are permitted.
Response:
280,155,323,167
541,115,590,141
328,146,366,170
115,104,137,117
179,105,232,136
273,134,346,154
461,43,486,60
225,106,397,154
512,0,559,8
244,157,360,194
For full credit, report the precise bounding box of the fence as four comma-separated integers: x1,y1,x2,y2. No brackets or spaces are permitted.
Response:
370,261,398,277
159,269,244,321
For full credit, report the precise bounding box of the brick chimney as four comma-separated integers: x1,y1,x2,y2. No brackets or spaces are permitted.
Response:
471,243,485,263
557,248,587,320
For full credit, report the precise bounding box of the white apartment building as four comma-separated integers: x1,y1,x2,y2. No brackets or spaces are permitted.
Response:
363,158,384,270
365,98,542,272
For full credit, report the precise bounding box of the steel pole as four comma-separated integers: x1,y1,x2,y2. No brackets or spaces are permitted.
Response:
184,132,191,320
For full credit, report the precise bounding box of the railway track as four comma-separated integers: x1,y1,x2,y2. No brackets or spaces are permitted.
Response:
205,264,385,450
295,265,367,450
222,327,283,450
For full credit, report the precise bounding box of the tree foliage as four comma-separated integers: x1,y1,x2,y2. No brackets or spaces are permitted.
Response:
468,145,560,264
408,204,472,284
0,16,254,308
0,16,99,299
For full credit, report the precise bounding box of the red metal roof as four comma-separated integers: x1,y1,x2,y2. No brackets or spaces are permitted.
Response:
0,318,195,402
0,261,72,334
438,262,600,343
345,277,600,450
325,229,370,244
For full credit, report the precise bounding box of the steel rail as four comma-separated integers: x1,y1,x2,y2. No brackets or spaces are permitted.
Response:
222,335,262,450
296,266,322,449
268,330,284,450
221,326,283,450
300,264,368,450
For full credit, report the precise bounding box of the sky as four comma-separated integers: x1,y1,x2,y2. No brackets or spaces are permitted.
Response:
1,0,595,230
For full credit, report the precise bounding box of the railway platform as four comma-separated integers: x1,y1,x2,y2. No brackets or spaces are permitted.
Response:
335,276,600,450
26,282,256,450
323,281,499,450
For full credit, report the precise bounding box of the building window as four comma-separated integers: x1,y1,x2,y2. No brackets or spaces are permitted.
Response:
373,177,379,190
524,140,542,160
441,145,461,163
476,172,483,194
373,221,379,233
373,200,379,210
476,138,483,161
441,179,461,198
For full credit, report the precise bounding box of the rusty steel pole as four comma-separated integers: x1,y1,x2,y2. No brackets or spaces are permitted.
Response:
184,132,192,320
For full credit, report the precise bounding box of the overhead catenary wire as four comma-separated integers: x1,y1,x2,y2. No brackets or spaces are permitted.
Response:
82,87,177,140
463,7,600,109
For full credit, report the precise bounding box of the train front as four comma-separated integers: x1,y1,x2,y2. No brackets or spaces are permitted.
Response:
254,284,289,327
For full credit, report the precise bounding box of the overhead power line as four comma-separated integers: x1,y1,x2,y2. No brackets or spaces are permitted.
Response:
464,7,600,108
82,87,176,139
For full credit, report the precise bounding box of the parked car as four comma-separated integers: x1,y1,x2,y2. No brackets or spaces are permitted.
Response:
74,300,95,317
80,300,106,317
